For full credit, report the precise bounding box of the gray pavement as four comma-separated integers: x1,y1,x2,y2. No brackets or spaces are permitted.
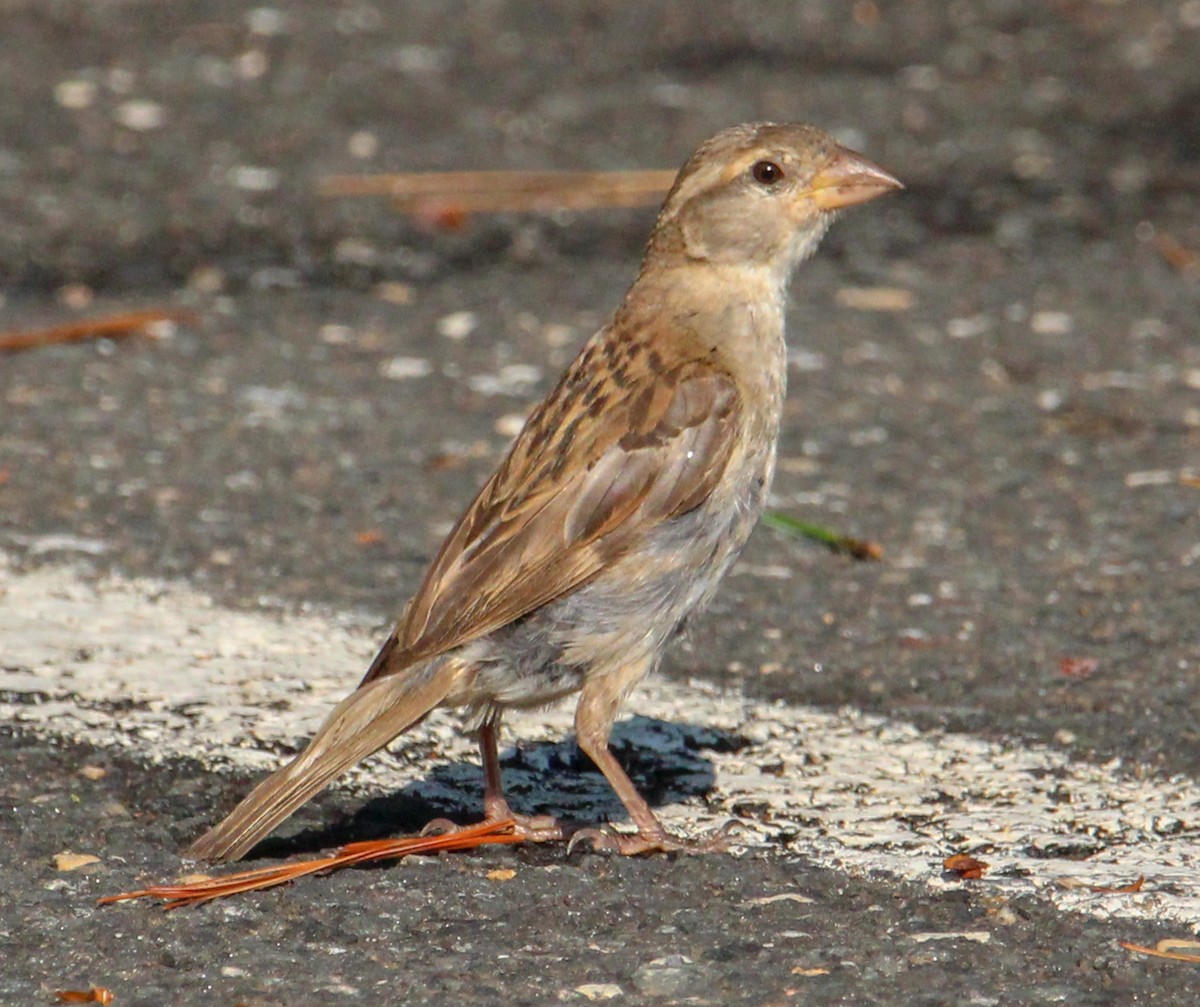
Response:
2,2,1199,1004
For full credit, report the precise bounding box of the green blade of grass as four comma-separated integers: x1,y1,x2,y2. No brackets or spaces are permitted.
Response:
763,512,883,561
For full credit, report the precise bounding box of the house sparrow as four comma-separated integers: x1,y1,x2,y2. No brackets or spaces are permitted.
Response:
188,122,901,861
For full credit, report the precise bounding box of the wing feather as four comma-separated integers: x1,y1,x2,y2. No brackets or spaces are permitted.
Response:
361,353,740,684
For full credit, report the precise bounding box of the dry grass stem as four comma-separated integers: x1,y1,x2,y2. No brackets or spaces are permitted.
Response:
318,169,677,215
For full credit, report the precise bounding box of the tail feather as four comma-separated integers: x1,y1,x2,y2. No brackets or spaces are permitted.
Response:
187,657,460,863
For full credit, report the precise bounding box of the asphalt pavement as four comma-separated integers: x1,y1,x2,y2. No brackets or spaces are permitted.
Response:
2,2,1199,1005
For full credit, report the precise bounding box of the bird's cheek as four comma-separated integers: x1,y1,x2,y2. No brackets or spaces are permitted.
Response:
679,200,766,263
784,194,823,229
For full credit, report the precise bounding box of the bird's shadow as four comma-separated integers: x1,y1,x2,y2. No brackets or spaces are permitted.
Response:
250,716,747,860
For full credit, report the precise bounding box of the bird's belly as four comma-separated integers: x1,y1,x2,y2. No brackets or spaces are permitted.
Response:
464,448,773,718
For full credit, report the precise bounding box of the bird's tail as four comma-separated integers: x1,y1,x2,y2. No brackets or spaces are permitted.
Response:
187,653,463,863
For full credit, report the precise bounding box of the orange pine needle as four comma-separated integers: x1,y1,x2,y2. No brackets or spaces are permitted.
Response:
98,819,524,910
0,308,196,353
1151,232,1200,277
1090,875,1145,894
1119,940,1200,964
55,990,114,1005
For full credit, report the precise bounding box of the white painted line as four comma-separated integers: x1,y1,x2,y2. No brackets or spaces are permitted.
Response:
2,551,1197,926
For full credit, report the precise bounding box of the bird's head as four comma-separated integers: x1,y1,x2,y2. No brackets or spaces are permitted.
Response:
647,122,902,285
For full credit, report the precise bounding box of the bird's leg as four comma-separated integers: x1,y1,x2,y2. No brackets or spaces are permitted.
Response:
422,718,564,842
478,719,564,841
568,662,740,856
479,717,512,821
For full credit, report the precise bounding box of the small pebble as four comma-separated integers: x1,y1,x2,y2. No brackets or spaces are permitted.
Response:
1030,310,1073,335
437,311,478,341
494,413,527,437
573,984,624,1001
542,323,574,347
375,282,412,305
1037,389,1064,412
57,284,94,309
53,852,101,872
348,130,379,159
189,265,226,293
115,99,166,131
236,49,269,79
55,79,97,110
380,356,432,380
230,165,280,192
946,315,991,339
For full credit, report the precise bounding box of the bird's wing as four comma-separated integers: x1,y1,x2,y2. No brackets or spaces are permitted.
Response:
360,345,741,684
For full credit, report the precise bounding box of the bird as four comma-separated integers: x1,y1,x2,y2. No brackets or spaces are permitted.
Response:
187,122,901,862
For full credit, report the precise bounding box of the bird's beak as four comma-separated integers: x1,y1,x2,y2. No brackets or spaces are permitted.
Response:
810,146,903,211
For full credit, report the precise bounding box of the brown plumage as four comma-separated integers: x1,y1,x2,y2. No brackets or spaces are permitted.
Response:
187,122,901,862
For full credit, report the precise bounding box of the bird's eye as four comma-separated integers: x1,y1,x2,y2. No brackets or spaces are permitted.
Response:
751,160,784,186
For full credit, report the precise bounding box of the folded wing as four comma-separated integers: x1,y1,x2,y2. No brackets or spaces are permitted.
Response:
361,352,741,684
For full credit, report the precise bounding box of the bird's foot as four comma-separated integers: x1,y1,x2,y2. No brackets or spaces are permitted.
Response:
566,818,742,856
421,812,565,844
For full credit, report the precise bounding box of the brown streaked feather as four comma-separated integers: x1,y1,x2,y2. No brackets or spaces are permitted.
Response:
361,347,740,685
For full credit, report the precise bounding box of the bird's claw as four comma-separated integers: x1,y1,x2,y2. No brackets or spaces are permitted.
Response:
420,813,565,843
567,818,743,856
566,826,622,855
510,814,565,843
419,817,461,837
